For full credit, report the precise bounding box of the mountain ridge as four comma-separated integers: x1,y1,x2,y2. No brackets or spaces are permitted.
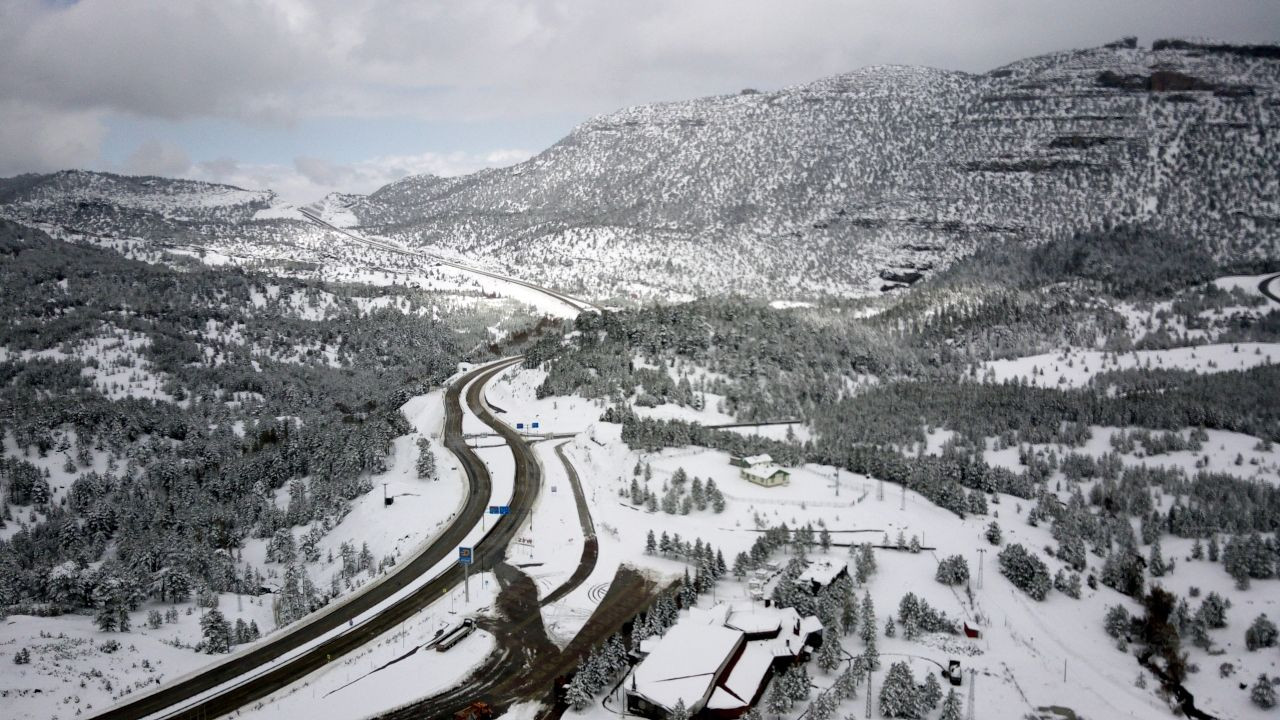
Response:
1,37,1276,302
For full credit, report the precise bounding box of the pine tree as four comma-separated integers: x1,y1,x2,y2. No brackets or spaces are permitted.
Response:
765,678,790,717
201,609,232,654
921,672,942,711
939,688,963,720
817,631,843,674
1251,674,1276,709
95,602,118,632
819,527,831,552
1148,536,1166,577
564,671,592,711
884,616,896,638
986,521,1002,545
809,691,836,720
860,592,877,644
878,661,919,718
645,530,657,555
670,698,690,720
416,437,437,480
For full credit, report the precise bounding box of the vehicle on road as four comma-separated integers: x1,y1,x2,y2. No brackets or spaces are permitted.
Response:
436,618,477,652
454,701,494,720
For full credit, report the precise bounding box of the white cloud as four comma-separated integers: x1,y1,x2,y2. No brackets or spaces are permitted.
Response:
187,148,532,204
126,140,192,177
2,0,1278,192
0,99,105,175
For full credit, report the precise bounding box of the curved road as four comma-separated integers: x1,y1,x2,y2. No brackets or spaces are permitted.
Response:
90,357,523,720
539,442,598,607
298,209,602,313
1259,271,1280,305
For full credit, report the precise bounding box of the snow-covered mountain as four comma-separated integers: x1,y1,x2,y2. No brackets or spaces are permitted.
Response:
2,38,1277,302
346,38,1278,300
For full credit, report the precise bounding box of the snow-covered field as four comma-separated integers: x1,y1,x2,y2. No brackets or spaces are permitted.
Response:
480,362,1280,720
979,342,1279,389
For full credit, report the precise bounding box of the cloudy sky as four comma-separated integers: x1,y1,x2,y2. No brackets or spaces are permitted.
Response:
3,0,1277,202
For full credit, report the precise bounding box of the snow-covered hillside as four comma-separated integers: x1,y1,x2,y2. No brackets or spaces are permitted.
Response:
2,39,1275,305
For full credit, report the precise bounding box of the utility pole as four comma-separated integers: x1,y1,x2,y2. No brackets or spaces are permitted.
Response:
877,479,884,502
976,548,987,590
966,668,976,720
900,483,906,511
866,667,874,718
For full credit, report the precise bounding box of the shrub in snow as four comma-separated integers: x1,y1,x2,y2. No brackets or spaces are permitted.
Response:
934,555,969,585
1054,569,1082,599
985,521,1002,545
1245,614,1277,651
1197,592,1230,629
13,647,30,664
998,543,1051,600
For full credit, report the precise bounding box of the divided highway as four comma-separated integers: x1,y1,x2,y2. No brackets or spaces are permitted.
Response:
91,357,525,720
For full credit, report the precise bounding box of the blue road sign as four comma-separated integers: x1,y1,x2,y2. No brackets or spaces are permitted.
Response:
458,547,473,565
516,422,525,430
531,421,540,429
488,505,510,515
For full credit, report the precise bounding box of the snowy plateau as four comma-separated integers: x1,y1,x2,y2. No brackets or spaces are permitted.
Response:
0,36,1279,720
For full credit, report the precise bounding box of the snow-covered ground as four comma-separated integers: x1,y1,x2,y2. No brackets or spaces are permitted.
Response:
481,362,1280,720
232,573,500,720
0,379,473,720
979,342,1279,389
979,426,1280,486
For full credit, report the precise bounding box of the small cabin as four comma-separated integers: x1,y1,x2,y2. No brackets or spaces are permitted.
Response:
740,465,790,487
730,454,773,469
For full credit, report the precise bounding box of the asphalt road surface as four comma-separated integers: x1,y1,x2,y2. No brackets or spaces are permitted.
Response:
1259,271,1280,305
89,357,521,720
539,441,598,607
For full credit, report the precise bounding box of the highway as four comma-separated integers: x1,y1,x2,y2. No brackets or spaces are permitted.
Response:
89,357,524,720
297,208,602,313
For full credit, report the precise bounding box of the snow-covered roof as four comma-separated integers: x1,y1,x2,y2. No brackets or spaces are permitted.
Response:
713,644,775,709
724,610,781,636
743,453,773,466
797,558,848,587
742,464,787,480
631,617,744,712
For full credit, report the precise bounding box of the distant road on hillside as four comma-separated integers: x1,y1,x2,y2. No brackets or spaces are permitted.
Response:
1259,271,1280,305
297,208,602,314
